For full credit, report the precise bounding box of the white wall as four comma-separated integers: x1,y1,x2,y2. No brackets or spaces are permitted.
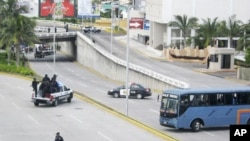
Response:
146,0,250,24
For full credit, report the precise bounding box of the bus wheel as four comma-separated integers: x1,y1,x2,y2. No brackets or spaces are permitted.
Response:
247,119,250,125
191,119,201,132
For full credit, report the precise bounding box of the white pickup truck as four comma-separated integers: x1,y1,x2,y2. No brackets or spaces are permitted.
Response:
31,82,73,107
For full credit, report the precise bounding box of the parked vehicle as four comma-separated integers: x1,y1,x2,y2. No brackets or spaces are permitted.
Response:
31,82,73,107
107,83,152,99
82,26,101,33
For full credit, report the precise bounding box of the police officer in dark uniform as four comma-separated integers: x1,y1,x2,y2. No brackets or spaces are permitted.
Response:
32,78,40,97
55,132,64,141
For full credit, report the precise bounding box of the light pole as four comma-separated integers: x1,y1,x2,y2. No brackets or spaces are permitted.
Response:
110,1,113,54
125,5,135,116
52,2,56,73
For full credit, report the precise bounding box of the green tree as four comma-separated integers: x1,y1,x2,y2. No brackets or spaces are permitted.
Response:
217,16,243,48
196,17,220,48
0,0,37,67
168,15,198,48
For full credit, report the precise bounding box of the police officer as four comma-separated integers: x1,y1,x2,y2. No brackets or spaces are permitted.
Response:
55,132,64,141
32,78,40,97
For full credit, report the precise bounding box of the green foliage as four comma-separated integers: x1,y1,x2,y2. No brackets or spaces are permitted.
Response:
0,52,34,76
245,48,250,64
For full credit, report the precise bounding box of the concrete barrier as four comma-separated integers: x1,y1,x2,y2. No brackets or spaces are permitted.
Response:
75,32,189,90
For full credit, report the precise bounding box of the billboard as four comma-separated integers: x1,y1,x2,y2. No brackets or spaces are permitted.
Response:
77,0,100,18
39,0,75,18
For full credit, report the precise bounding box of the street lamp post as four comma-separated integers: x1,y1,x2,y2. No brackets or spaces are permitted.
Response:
110,2,113,54
53,3,56,73
125,5,135,116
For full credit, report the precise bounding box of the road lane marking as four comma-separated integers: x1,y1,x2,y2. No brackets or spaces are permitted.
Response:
149,109,159,114
202,131,215,136
28,115,39,125
97,131,113,141
12,102,21,110
79,83,87,87
70,114,83,123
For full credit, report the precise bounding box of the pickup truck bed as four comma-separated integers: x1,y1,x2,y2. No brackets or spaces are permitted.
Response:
31,82,73,107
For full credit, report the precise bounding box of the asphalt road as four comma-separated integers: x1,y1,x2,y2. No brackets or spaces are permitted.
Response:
0,74,166,141
26,51,230,141
32,22,248,141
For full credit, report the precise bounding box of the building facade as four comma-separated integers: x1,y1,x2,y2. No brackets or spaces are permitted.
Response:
145,0,250,49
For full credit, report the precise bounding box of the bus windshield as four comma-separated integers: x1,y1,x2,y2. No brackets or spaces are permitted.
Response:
160,98,178,114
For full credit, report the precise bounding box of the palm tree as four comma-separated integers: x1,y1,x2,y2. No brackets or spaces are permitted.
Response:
168,15,198,48
0,0,37,67
218,16,243,48
1,15,37,67
196,17,220,48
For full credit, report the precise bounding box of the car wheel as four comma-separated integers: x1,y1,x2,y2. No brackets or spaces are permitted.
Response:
113,92,120,98
136,93,143,99
34,101,39,106
191,119,202,132
53,99,58,106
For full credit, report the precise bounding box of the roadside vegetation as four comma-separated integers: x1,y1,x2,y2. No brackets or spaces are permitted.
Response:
168,15,250,65
0,0,35,76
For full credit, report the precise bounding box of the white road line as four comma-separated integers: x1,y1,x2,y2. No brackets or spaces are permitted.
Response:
96,89,103,93
128,100,135,104
66,78,72,82
70,115,83,123
79,83,87,87
202,131,215,136
12,102,21,110
28,115,39,125
67,68,74,73
97,131,113,141
149,109,159,114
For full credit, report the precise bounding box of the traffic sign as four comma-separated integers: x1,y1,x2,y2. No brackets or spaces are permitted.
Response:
144,20,150,30
129,18,144,29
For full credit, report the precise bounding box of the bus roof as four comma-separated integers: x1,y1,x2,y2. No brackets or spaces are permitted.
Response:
163,87,250,95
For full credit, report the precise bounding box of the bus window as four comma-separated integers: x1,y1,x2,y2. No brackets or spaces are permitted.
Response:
224,93,233,105
209,94,217,105
237,92,250,104
232,93,237,104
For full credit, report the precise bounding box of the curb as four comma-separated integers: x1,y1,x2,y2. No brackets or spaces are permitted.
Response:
74,91,178,141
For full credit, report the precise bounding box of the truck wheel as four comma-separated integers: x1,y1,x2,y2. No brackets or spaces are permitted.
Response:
67,97,72,103
34,102,39,106
191,119,201,132
53,99,58,106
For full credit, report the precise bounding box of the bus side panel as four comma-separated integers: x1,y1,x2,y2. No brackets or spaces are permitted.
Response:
177,107,218,129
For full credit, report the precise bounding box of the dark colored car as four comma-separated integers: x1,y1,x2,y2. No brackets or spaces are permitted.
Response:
107,83,152,99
